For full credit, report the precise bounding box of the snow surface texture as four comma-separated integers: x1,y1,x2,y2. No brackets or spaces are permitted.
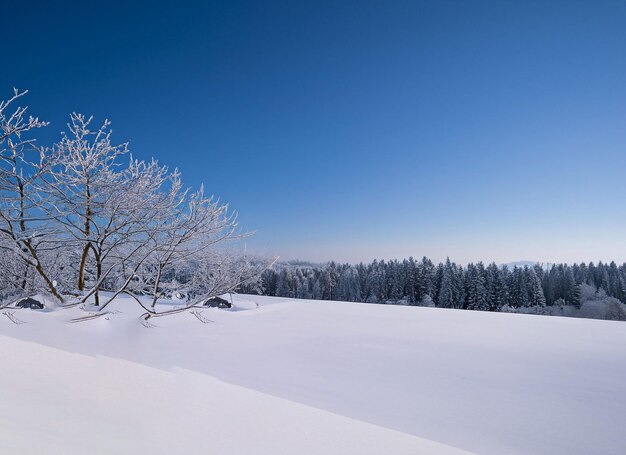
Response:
1,295,625,454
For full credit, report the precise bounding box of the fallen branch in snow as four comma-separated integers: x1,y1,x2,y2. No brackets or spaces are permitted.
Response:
190,310,213,324
69,311,115,323
139,305,204,321
0,298,20,310
2,311,25,325
59,300,85,309
140,317,157,328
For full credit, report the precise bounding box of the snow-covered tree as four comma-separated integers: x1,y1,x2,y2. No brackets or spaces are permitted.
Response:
466,262,488,311
526,267,546,307
0,89,62,301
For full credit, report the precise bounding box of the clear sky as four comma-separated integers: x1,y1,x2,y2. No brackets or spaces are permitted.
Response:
3,0,626,264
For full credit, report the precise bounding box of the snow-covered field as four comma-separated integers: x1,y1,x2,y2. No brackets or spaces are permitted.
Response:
1,295,625,454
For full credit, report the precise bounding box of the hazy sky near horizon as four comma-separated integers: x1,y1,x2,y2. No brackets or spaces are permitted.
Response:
3,0,626,264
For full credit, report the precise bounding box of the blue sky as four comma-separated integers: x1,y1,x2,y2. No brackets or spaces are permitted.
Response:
3,0,626,264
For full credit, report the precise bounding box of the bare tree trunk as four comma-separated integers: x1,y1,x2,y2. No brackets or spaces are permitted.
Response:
20,257,30,290
18,180,29,290
93,248,102,306
78,246,89,291
77,184,92,291
25,243,64,301
16,178,63,301
151,264,164,308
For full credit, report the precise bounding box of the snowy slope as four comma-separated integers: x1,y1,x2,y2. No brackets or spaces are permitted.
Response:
1,295,625,454
0,335,463,455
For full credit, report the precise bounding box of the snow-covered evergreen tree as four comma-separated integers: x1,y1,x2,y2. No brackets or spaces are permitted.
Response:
527,267,546,307
466,262,489,311
438,258,455,308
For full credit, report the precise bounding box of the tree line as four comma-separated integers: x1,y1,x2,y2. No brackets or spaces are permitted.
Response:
241,258,626,311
